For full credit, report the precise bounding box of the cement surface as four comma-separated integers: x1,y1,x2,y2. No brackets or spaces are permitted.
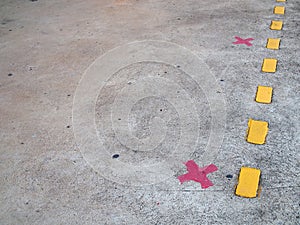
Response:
0,0,299,224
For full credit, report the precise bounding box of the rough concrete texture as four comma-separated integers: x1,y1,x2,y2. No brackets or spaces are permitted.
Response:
0,0,299,224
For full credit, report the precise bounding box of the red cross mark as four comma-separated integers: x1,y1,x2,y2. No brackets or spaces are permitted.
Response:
178,160,218,189
233,36,254,46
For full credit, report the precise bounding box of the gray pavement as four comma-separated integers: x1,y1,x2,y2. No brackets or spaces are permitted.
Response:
0,0,299,224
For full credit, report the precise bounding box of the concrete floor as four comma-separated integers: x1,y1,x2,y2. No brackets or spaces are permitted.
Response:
1,0,299,224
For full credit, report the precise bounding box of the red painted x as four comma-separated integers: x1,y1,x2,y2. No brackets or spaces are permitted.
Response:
178,160,218,189
233,36,254,46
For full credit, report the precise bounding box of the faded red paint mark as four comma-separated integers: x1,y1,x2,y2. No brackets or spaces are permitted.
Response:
178,160,218,189
233,36,254,46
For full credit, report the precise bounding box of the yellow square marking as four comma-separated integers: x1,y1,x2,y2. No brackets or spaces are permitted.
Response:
262,58,277,73
266,38,281,50
270,20,283,30
276,0,286,2
246,119,268,144
256,86,273,104
235,167,261,198
274,6,285,14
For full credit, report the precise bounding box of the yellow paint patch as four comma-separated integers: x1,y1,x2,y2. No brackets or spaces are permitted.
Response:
274,6,285,14
114,0,132,5
266,38,281,50
262,58,277,73
270,20,283,30
246,119,268,144
276,0,286,2
256,86,273,104
235,167,261,198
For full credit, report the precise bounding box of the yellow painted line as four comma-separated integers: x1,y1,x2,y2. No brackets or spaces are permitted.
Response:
274,6,285,14
262,58,277,73
266,38,281,50
276,0,286,2
246,119,268,144
235,167,261,198
255,86,273,104
270,20,283,30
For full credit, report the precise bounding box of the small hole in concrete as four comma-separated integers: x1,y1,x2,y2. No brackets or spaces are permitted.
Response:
226,174,233,179
67,94,71,97
66,125,70,128
118,118,121,120
177,65,180,68
21,142,24,145
220,79,224,82
112,154,119,159
160,109,163,112
164,71,167,74
8,73,13,76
